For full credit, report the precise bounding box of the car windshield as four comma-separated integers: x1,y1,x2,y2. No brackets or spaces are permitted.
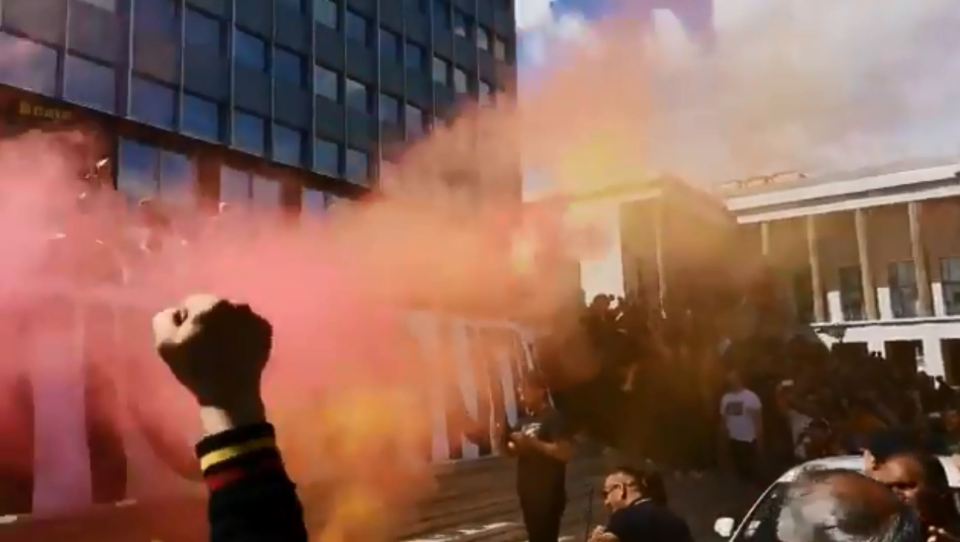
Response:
732,481,960,541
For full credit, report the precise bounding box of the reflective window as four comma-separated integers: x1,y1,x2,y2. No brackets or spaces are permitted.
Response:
405,0,426,14
186,8,224,53
0,33,57,96
453,9,471,39
346,78,370,113
405,104,424,139
118,138,195,206
479,80,493,106
839,266,865,321
432,56,450,85
315,0,338,29
273,124,304,166
78,0,117,10
494,36,507,61
477,26,491,51
131,76,175,129
302,189,327,217
346,10,370,46
135,0,178,36
275,48,306,87
64,55,115,112
220,166,281,209
380,28,401,64
454,67,468,94
943,258,960,316
234,111,266,156
405,42,425,72
253,176,282,209
235,30,267,72
889,261,919,318
345,148,369,184
278,0,306,13
379,93,400,125
314,138,340,176
433,0,450,29
182,94,220,141
315,65,340,101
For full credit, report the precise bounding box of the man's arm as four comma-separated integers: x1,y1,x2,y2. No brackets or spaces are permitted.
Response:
521,435,574,463
153,295,308,542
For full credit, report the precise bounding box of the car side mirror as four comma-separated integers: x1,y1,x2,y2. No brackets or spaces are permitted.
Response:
714,517,735,539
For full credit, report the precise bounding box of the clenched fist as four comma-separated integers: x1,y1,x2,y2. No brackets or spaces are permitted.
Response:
153,294,272,434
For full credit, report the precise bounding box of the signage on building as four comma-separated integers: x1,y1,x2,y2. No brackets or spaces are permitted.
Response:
13,99,75,123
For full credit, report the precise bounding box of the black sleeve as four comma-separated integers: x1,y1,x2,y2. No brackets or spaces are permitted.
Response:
546,409,573,441
196,423,308,542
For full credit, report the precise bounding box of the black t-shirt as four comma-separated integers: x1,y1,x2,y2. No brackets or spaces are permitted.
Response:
607,500,693,542
515,407,570,496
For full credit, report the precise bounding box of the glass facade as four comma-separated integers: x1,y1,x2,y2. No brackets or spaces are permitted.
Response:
0,0,516,194
118,139,195,206
64,55,115,113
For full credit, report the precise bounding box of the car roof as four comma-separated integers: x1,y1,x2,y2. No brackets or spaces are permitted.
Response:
777,455,960,487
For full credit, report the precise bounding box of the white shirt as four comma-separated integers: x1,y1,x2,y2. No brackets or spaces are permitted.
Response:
720,389,762,443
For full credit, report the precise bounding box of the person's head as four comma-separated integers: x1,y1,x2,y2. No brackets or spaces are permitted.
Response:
520,373,549,414
777,470,922,542
871,452,955,527
944,408,960,434
863,430,920,476
727,369,744,391
601,466,667,513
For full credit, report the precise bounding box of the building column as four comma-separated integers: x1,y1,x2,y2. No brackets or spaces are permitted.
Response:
806,215,826,322
760,221,771,258
908,202,933,317
854,209,879,320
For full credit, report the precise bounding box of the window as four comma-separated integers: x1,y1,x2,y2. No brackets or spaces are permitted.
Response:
432,56,450,85
477,25,491,51
275,48,306,86
346,78,370,113
405,42,425,72
454,67,468,94
78,0,117,11
0,33,57,96
453,9,471,39
135,0,178,36
314,65,340,101
839,266,865,321
479,80,493,106
345,148,369,184
302,189,327,217
942,258,960,315
405,104,424,139
273,124,304,166
235,30,267,72
314,138,340,176
131,76,175,129
315,0,338,29
380,28,401,64
889,261,919,318
494,36,507,61
186,8,224,53
277,0,306,13
346,10,370,46
379,93,400,125
64,55,115,112
405,0,426,14
220,166,281,209
234,111,266,156
433,0,450,30
182,94,221,141
118,139,195,206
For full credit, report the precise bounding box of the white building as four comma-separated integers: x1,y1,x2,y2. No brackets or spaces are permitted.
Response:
722,160,960,380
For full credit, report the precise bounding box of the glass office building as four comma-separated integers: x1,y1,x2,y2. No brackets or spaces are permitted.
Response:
0,0,517,213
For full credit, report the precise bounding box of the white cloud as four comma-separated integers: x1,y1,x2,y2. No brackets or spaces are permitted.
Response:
516,0,554,31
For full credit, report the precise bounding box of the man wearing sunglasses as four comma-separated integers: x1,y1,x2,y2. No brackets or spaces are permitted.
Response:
589,467,692,542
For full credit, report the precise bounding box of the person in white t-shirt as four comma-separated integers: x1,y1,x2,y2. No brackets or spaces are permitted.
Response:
719,370,763,482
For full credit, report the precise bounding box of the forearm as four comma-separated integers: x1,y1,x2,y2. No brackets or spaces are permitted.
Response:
197,423,308,542
531,440,573,463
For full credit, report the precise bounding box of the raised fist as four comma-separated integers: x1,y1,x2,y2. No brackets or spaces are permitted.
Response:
152,294,272,415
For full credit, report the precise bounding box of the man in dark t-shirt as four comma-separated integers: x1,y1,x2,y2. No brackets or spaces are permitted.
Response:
504,373,574,542
589,467,693,542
